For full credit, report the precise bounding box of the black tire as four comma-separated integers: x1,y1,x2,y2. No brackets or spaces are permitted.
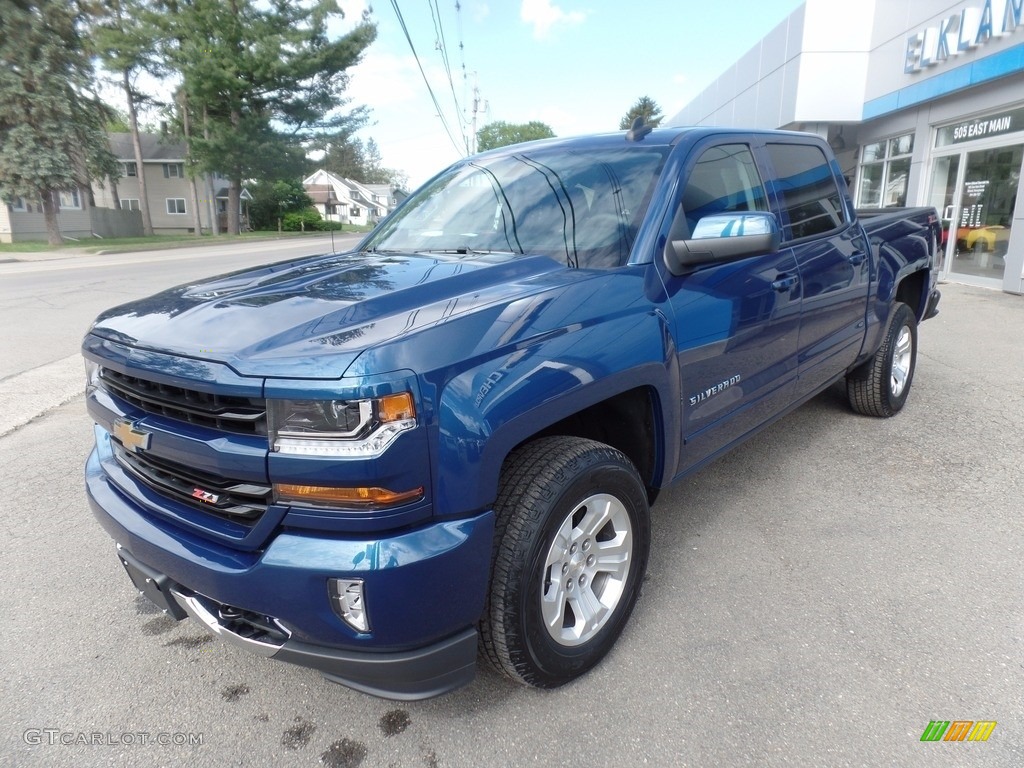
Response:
846,302,918,417
480,436,650,688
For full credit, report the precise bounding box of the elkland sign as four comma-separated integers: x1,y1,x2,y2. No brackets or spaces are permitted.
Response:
905,0,1023,73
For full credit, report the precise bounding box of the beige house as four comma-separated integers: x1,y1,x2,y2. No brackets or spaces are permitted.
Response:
0,188,99,244
93,133,251,235
2,132,253,243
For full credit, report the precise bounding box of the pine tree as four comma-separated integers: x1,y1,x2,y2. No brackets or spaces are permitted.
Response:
168,0,376,234
619,97,664,131
0,0,118,245
322,135,367,181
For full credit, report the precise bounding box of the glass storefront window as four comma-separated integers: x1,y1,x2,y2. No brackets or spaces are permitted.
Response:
856,133,914,208
889,134,914,157
861,142,885,163
857,163,883,207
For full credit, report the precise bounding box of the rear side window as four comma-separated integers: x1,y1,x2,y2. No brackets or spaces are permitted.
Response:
681,144,768,236
766,143,847,241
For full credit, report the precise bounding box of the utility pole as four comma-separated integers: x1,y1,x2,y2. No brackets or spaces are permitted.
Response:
469,76,479,155
468,73,487,156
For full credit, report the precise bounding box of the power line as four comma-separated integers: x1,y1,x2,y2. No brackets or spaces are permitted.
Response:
389,0,466,157
428,0,465,150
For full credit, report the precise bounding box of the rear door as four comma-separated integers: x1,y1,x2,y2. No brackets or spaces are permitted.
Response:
760,140,871,396
662,138,801,475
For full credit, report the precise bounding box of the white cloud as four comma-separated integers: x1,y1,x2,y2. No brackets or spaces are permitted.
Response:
346,50,429,109
467,0,491,23
520,0,586,40
335,0,370,23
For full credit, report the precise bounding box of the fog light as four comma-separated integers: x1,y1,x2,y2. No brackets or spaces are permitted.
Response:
329,578,370,633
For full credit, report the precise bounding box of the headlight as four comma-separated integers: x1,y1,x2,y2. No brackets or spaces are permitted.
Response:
268,393,416,457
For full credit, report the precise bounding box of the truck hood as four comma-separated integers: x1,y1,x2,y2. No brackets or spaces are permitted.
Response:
88,250,571,378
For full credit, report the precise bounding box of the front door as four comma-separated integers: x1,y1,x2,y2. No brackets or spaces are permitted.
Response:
663,141,800,475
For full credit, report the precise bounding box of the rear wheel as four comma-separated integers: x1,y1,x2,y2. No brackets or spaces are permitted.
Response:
480,436,650,688
846,302,917,417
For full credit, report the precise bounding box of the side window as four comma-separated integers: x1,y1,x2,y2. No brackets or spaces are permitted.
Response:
766,143,847,241
681,144,768,236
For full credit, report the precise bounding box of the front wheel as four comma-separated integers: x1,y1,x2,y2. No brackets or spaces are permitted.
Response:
480,436,650,688
846,302,918,417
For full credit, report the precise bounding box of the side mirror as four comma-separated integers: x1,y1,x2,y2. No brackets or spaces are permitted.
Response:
664,212,781,275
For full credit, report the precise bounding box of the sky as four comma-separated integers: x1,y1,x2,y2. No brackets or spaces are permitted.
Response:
332,0,807,188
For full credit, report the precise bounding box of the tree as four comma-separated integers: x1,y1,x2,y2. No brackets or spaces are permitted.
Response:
168,0,377,234
476,121,555,152
0,1,118,246
321,133,367,181
318,133,406,187
247,179,313,231
91,0,163,236
619,96,664,130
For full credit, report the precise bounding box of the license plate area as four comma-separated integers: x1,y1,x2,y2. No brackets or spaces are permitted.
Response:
117,546,187,620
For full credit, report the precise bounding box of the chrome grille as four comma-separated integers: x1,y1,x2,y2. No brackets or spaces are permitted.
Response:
100,368,266,435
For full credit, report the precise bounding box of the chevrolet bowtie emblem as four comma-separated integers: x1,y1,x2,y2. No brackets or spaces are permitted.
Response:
112,419,152,453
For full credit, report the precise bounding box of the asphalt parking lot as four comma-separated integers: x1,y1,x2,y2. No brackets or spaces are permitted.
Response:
1,282,1021,767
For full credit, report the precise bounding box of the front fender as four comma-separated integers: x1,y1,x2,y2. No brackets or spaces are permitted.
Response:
434,310,677,519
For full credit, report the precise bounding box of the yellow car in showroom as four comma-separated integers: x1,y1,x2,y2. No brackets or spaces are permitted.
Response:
957,224,1010,256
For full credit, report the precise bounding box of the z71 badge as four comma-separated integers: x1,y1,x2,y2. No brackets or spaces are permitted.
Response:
689,375,741,407
191,487,221,504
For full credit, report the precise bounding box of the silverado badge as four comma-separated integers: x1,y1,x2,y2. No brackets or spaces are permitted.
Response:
112,419,152,453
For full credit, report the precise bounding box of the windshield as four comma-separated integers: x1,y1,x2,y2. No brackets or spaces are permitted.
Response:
364,146,668,269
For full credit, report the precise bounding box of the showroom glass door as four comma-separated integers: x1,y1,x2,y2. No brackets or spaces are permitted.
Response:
927,154,961,277
947,145,1022,282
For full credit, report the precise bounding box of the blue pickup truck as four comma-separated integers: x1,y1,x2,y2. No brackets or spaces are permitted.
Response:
83,126,940,700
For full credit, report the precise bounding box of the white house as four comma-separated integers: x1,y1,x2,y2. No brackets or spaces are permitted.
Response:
303,170,397,227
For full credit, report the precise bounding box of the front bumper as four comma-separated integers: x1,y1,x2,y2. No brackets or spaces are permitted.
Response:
87,447,494,700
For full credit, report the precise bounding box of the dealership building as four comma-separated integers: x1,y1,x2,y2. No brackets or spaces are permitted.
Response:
671,0,1024,294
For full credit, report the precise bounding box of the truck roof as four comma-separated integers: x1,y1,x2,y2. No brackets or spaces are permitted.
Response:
470,126,823,158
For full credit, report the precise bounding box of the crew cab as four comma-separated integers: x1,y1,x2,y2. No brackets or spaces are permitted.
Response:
83,126,940,700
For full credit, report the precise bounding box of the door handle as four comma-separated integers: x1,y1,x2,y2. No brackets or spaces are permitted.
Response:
771,274,799,292
847,252,867,266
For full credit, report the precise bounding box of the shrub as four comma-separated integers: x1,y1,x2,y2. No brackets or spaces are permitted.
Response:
281,208,326,231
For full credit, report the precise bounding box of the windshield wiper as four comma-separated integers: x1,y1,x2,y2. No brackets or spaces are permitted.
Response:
418,247,519,255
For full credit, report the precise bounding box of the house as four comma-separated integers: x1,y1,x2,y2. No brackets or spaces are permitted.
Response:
93,133,251,235
0,188,99,244
365,183,408,213
2,132,251,243
303,170,400,226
